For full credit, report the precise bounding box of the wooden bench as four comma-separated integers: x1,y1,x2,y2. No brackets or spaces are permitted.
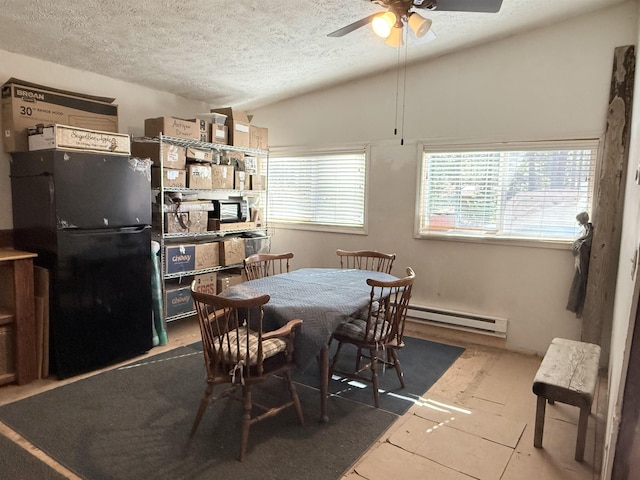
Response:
532,337,601,462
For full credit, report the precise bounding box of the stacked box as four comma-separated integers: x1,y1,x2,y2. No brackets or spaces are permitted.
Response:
144,117,200,141
235,171,248,190
164,284,195,317
249,125,269,150
211,124,228,144
195,242,220,270
192,272,217,295
211,108,250,148
250,174,266,190
1,78,119,152
217,272,244,292
28,124,130,155
131,141,186,169
165,244,196,274
187,118,210,143
186,147,213,163
188,164,212,189
155,212,189,234
188,211,208,233
211,164,234,189
152,168,186,188
219,237,245,266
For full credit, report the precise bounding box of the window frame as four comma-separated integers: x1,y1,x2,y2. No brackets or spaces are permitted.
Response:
267,144,370,235
414,139,602,249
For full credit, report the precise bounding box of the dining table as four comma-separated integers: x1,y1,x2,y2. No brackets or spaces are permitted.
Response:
220,267,398,421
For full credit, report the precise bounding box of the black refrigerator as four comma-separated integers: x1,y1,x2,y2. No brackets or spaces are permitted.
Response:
10,150,153,378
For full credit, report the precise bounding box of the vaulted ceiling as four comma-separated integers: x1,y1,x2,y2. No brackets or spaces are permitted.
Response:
0,0,628,110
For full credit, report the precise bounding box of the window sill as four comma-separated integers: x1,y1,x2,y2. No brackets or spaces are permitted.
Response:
269,221,367,235
414,232,572,250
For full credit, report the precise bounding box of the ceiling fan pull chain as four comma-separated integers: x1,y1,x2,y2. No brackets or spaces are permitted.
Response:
400,32,409,146
394,43,402,137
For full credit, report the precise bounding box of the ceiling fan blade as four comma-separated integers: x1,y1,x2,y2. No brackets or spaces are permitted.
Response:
415,0,503,13
327,13,379,37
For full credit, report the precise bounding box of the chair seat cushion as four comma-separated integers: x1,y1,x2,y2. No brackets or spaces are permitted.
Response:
222,327,287,365
335,318,390,342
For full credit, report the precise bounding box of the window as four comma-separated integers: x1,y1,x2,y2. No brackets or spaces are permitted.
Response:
267,148,367,229
417,140,599,242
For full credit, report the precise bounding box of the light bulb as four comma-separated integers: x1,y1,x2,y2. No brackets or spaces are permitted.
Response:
385,26,404,47
372,12,396,39
408,12,432,39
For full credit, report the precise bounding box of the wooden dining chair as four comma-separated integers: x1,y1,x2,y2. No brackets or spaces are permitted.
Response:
244,252,294,280
336,249,396,274
189,281,305,461
328,267,415,408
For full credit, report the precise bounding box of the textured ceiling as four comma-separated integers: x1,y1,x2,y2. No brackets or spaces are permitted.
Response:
0,0,629,110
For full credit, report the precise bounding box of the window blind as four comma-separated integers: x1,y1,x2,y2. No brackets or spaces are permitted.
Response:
267,150,366,228
418,140,599,241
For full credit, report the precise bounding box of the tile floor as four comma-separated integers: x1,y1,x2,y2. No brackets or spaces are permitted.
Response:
0,318,605,480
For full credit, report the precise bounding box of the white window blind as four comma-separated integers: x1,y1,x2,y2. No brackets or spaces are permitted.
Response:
267,150,366,228
418,140,599,241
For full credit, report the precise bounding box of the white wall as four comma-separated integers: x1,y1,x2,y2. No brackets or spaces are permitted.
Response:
250,2,638,356
0,49,211,230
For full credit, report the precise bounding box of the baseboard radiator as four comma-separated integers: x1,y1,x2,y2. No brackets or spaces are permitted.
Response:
407,304,508,338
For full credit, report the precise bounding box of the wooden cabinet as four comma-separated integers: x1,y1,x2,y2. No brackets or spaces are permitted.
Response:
0,249,37,385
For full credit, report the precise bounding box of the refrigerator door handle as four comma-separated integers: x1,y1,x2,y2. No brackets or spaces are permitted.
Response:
118,225,152,234
62,225,152,236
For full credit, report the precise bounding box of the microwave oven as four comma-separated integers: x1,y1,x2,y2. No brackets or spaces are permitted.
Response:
213,199,248,223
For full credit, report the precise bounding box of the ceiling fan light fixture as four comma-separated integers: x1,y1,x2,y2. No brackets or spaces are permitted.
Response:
385,25,404,47
372,11,396,38
407,12,432,38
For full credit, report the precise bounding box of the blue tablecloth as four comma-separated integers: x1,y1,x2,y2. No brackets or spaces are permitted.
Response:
222,268,396,370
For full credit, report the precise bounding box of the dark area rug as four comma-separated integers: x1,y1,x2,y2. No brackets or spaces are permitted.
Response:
0,344,397,480
294,336,465,415
0,433,68,480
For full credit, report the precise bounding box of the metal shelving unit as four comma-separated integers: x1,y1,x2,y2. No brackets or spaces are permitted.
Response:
139,134,269,322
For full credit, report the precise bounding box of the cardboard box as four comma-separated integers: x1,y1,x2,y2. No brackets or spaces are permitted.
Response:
2,78,119,153
219,221,256,232
27,124,130,155
217,272,244,292
188,210,208,233
211,164,234,189
221,149,244,167
131,141,186,169
219,237,245,266
211,124,228,144
187,164,212,189
250,174,266,190
249,125,269,150
210,108,250,148
195,242,220,269
165,244,196,274
186,147,213,163
192,272,217,295
235,170,248,190
244,156,258,174
188,118,210,143
152,167,186,189
144,117,201,141
164,284,195,317
154,212,189,234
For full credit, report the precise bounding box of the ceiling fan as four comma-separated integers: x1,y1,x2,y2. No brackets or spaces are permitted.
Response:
328,0,503,46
